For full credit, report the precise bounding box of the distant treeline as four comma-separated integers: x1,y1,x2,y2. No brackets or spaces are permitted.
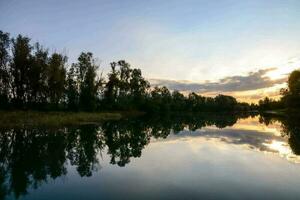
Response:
258,70,300,111
0,30,255,112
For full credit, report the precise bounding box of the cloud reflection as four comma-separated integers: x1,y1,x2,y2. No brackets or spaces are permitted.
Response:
164,122,300,163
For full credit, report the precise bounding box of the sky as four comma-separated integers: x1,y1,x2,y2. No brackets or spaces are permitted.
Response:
1,0,300,102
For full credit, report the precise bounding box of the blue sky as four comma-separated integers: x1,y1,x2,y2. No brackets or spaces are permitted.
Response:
1,0,300,101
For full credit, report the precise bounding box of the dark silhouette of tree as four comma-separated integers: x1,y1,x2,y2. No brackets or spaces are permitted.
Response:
118,60,131,100
214,94,237,111
0,30,255,112
187,92,206,111
47,53,67,108
72,52,100,111
171,90,186,111
288,70,300,95
259,70,300,111
104,62,119,109
66,65,79,110
129,68,150,107
28,43,49,106
10,35,32,108
147,86,172,112
282,70,300,109
0,31,10,109
103,60,150,110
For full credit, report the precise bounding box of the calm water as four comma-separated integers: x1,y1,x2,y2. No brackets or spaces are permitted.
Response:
1,113,300,200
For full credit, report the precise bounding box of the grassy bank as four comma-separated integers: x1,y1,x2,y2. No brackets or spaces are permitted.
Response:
0,111,122,128
261,109,287,116
260,109,300,117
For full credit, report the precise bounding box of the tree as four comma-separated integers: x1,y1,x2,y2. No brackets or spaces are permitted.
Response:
187,92,206,111
115,61,131,109
258,96,285,111
66,65,79,110
28,43,49,105
118,60,131,97
129,68,149,106
1,30,256,112
281,70,300,109
171,90,185,111
149,86,171,112
0,31,10,108
47,53,67,107
73,52,100,111
102,60,150,110
104,62,119,108
214,94,237,111
288,70,300,95
10,35,32,108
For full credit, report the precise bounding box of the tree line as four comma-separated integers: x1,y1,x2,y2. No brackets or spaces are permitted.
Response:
0,30,253,112
259,70,300,111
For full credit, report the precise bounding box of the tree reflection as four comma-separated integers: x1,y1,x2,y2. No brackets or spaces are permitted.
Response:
259,114,300,155
103,119,151,166
1,112,299,199
66,125,104,177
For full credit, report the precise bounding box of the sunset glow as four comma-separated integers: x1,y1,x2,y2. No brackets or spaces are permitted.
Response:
2,1,300,199
1,0,300,103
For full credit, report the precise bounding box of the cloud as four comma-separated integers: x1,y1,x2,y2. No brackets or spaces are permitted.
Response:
149,68,286,93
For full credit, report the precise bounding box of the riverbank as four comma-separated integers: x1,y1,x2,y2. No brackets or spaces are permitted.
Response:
0,111,123,128
261,109,287,116
260,109,300,117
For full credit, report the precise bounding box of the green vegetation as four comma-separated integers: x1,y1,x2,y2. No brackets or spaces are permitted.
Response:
259,69,300,113
0,111,121,127
1,30,300,115
0,30,255,113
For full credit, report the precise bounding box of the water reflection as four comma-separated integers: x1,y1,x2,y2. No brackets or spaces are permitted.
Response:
259,114,300,160
0,113,299,199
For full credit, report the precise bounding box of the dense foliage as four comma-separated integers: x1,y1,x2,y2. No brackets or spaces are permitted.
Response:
259,70,300,111
0,31,253,112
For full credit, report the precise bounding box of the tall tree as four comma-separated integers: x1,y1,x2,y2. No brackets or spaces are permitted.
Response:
47,53,67,107
28,43,49,105
118,60,131,97
130,68,149,102
150,86,171,112
171,90,185,111
214,94,237,111
74,52,100,111
104,62,119,108
0,31,10,108
11,35,32,107
102,60,150,110
281,70,300,109
66,65,79,110
288,70,300,95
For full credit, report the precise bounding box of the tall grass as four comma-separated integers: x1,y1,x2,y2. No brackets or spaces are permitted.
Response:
0,111,122,128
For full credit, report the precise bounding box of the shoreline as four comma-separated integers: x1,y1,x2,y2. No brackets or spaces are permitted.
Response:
0,111,123,128
0,110,258,128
